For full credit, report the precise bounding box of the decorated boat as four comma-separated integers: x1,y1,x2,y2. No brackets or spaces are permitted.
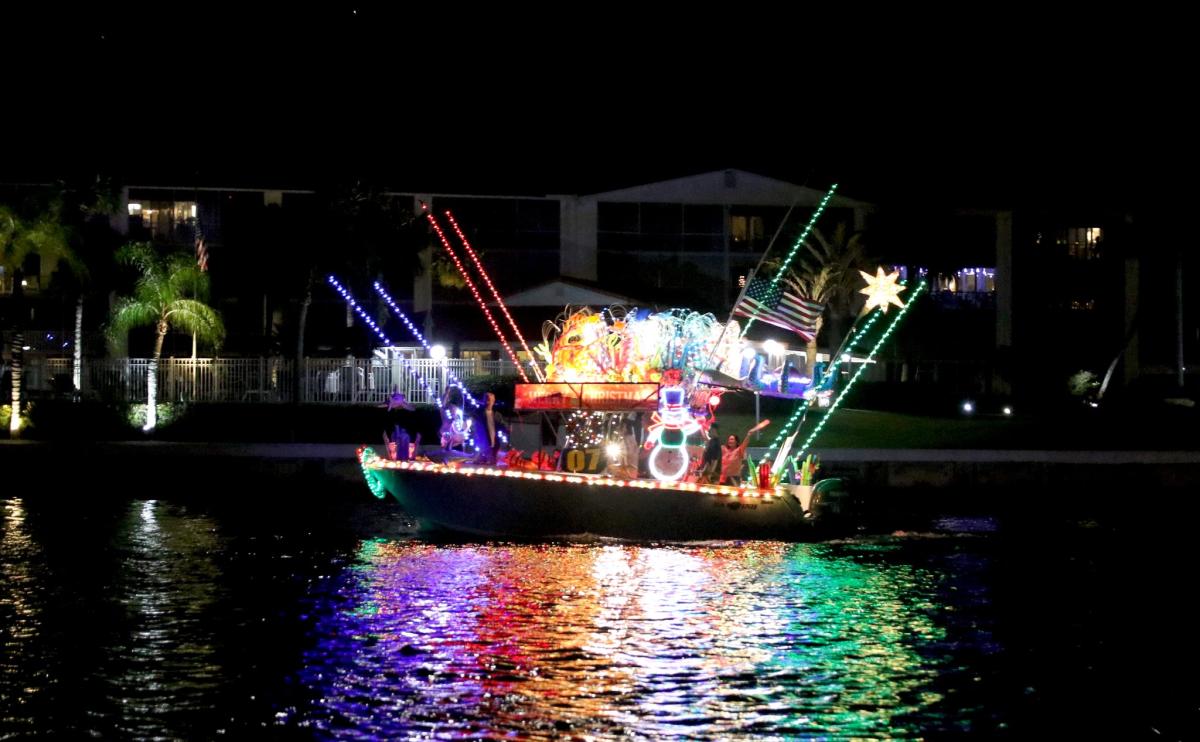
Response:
350,196,924,540
358,446,849,540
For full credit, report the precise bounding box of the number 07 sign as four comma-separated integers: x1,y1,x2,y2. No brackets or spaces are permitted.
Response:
562,447,605,474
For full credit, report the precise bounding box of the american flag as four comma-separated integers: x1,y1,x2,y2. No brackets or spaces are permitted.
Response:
732,276,823,342
195,220,208,272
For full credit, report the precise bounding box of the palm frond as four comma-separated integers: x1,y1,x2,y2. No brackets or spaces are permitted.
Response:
115,242,158,274
108,244,225,353
107,297,161,349
166,258,210,300
166,299,226,346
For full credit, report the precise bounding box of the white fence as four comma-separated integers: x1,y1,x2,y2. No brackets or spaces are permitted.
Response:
24,357,521,404
21,356,1004,403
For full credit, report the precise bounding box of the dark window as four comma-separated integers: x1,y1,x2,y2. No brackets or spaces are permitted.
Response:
640,203,682,235
516,199,559,232
683,205,723,235
433,196,559,252
597,202,639,233
683,234,723,252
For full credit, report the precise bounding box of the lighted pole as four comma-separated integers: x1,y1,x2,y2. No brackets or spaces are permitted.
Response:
426,213,529,382
740,184,838,337
444,210,545,381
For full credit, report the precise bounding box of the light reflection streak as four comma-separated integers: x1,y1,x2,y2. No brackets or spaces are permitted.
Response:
102,500,225,738
1,497,46,733
292,539,954,738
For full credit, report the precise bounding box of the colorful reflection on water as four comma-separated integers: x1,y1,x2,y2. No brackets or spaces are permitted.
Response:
6,492,1197,738
288,539,974,738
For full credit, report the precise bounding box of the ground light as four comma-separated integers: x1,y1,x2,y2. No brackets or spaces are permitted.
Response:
961,400,974,414
1003,405,1013,416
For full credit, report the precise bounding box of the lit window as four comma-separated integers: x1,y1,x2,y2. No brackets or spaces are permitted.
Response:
126,200,197,240
931,267,996,294
738,274,747,288
730,215,764,243
1058,227,1102,260
171,202,197,222
731,215,747,242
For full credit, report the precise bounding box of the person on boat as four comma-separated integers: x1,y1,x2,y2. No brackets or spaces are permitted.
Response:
472,392,502,465
439,385,469,452
381,387,414,439
719,419,770,486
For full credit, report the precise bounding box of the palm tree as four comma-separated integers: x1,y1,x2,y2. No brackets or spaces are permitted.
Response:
107,243,225,432
778,222,871,372
1,201,81,435
57,176,120,395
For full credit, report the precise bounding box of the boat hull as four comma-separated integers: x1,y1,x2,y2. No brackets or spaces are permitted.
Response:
360,449,824,540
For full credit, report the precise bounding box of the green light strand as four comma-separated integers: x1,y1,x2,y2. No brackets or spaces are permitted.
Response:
791,280,927,464
740,184,839,337
762,307,885,460
359,448,388,500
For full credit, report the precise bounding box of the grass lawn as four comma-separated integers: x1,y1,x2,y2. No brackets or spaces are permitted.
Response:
715,404,1200,450
15,395,1200,451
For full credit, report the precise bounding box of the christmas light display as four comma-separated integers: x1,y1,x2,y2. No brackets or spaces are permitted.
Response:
327,275,443,408
535,305,737,384
562,411,608,449
426,213,529,381
761,270,909,461
444,210,545,382
741,184,838,336
440,404,471,449
372,281,480,408
859,266,907,314
644,385,702,483
359,447,778,499
788,280,927,464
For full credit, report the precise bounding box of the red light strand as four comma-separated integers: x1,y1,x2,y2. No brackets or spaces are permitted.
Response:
444,210,545,382
427,213,529,381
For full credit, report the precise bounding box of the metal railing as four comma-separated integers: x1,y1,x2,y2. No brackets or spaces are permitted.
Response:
19,357,522,404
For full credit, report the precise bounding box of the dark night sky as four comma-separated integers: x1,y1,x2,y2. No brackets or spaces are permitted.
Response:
8,7,1187,211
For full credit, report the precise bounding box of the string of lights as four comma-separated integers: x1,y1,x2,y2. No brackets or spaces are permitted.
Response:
444,210,545,382
372,281,481,409
762,302,886,460
360,447,779,497
326,275,443,408
426,213,529,381
788,280,927,465
740,184,838,337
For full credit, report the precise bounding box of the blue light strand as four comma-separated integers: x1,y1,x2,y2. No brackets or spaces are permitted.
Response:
327,275,443,408
372,281,481,409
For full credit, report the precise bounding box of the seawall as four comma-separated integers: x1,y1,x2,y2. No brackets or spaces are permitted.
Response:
5,441,1200,491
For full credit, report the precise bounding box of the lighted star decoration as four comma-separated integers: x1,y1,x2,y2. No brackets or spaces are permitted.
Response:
859,266,907,313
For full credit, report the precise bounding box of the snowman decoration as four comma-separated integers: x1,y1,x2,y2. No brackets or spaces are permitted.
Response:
644,385,701,482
